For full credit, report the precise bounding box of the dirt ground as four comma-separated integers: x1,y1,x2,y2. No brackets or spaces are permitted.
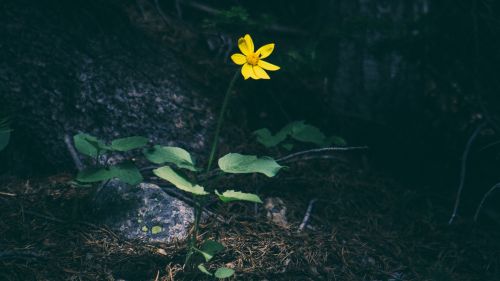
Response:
1,159,499,281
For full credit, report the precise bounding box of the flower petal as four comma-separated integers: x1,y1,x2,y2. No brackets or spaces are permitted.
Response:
244,34,254,53
241,63,259,80
231,53,246,65
258,60,280,71
256,43,275,59
238,38,250,56
253,65,270,79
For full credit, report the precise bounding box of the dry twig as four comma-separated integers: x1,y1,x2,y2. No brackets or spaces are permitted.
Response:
448,122,487,224
298,198,318,232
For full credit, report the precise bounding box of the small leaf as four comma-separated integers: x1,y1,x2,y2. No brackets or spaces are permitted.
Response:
290,122,327,146
151,226,162,234
215,190,263,204
144,145,198,171
153,166,208,195
253,121,301,148
73,133,109,158
109,162,143,185
214,267,235,279
197,264,212,276
281,143,294,151
218,153,283,177
328,136,347,146
76,163,143,185
255,121,342,148
74,133,99,158
77,167,113,183
253,128,287,148
196,240,224,262
110,136,148,151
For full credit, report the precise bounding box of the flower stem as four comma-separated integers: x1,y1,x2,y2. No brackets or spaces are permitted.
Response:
184,199,202,267
184,70,239,268
206,71,239,172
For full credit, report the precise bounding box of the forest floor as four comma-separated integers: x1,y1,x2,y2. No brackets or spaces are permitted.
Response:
0,160,499,281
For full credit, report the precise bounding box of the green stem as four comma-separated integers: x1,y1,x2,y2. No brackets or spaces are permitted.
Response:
184,70,239,268
184,199,202,267
206,71,239,172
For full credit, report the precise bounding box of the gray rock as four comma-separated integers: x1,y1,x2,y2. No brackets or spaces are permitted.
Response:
0,0,213,172
93,180,194,243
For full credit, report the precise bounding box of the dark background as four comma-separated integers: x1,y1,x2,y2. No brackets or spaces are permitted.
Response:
1,0,500,220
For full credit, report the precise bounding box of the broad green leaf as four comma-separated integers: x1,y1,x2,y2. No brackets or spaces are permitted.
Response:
253,121,298,148
153,166,208,195
215,190,263,204
198,264,212,276
74,133,99,158
110,136,148,151
214,267,235,279
73,133,109,158
218,153,283,177
196,240,224,262
109,162,143,185
253,128,288,148
290,122,327,146
144,145,198,171
76,163,143,185
254,121,344,148
77,167,113,182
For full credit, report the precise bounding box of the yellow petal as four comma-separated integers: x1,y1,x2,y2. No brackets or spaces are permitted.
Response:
238,38,250,56
253,65,270,79
258,60,280,71
256,43,275,59
231,53,246,65
241,63,259,80
244,34,254,53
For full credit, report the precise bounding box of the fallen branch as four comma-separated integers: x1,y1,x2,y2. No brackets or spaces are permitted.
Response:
276,146,368,163
64,134,84,171
298,198,317,232
448,122,487,224
474,182,500,222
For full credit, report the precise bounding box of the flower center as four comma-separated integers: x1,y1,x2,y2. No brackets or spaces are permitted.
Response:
246,53,260,66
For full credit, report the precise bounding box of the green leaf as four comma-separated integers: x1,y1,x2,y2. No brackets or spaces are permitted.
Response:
197,264,212,276
328,136,347,146
196,240,224,262
144,145,198,171
215,190,263,204
253,128,288,148
77,167,113,183
153,166,208,195
281,143,294,151
290,122,327,146
110,136,148,151
76,163,143,185
214,267,235,279
73,133,109,158
218,153,283,177
109,162,143,185
254,121,344,148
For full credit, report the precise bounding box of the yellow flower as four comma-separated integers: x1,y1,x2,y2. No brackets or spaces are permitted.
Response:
231,34,280,80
